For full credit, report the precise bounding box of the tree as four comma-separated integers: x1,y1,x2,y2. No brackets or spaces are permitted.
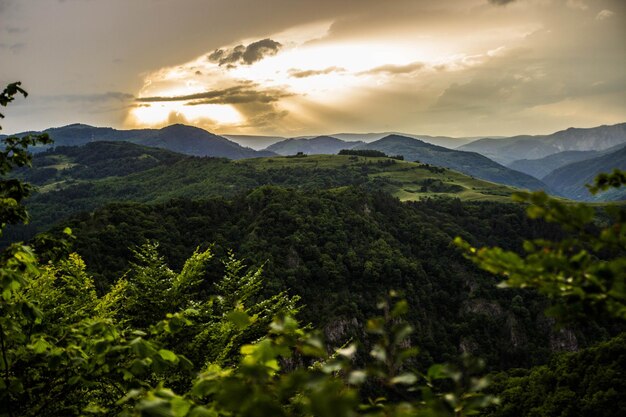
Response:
455,171,626,322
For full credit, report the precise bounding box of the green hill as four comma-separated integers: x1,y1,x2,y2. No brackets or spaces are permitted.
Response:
355,134,547,191
265,135,364,155
6,143,517,244
53,187,605,371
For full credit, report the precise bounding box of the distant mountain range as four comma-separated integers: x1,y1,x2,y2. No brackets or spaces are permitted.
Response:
222,134,287,150
265,136,365,155
459,123,626,165
285,132,476,149
542,144,626,201
508,150,602,180
1,123,275,159
3,121,624,200
354,135,546,191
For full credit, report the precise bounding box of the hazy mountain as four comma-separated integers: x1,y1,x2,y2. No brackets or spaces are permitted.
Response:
459,123,626,165
508,150,601,179
356,134,547,190
290,132,476,149
5,123,275,159
543,144,626,201
135,124,275,158
265,136,365,155
222,134,286,150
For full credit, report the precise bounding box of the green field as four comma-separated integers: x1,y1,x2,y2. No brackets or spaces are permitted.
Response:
241,154,516,202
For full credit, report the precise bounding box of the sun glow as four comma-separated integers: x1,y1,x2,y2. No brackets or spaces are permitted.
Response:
125,19,526,134
129,102,243,127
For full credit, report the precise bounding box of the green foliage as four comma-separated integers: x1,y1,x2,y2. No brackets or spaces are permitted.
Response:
0,83,52,232
115,295,497,417
55,188,591,370
455,184,626,321
339,149,388,158
587,168,626,195
455,171,626,415
485,333,626,417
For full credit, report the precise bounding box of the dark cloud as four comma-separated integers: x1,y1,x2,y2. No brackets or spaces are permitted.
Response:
288,66,345,78
56,92,135,103
137,84,291,105
487,0,517,5
359,62,424,75
241,108,289,129
208,38,282,67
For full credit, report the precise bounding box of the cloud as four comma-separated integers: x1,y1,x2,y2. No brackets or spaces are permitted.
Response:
137,84,291,105
359,62,424,76
208,38,282,67
167,111,190,125
596,9,615,20
566,0,588,11
57,92,135,103
288,66,345,78
487,0,517,5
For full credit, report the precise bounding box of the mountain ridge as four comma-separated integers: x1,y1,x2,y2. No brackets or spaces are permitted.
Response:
459,123,626,165
3,123,275,160
542,144,626,201
265,135,365,155
355,134,548,191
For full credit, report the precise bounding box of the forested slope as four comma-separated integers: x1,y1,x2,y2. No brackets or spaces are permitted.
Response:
6,146,516,243
50,187,615,371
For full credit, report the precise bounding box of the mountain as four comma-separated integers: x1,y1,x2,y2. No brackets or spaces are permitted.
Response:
265,135,364,155
542,144,626,201
135,124,275,158
222,134,286,150
459,123,626,165
507,141,626,180
6,123,275,159
292,132,476,149
356,134,547,191
508,150,600,180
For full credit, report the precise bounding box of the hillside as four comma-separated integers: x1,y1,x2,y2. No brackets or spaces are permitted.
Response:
460,123,626,165
6,123,275,159
4,144,517,243
16,141,186,185
542,145,626,201
508,150,600,179
265,135,364,155
356,134,547,191
53,187,601,371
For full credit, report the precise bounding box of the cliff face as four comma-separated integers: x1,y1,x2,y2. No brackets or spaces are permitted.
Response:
458,298,579,363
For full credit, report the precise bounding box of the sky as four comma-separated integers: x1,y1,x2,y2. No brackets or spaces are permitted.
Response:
1,0,625,137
